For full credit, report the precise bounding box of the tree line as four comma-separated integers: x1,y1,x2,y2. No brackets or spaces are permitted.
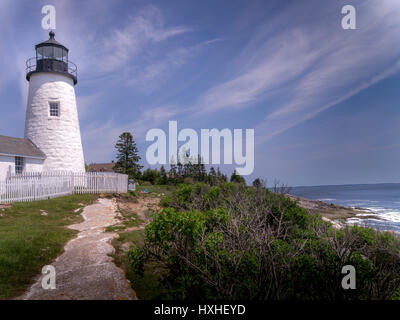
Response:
112,131,248,186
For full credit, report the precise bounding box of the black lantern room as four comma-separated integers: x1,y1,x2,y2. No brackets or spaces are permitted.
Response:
26,31,77,84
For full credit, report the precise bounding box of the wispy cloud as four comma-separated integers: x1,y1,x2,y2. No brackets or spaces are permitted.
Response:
99,5,192,73
189,0,400,144
80,0,400,164
255,60,400,144
52,2,192,85
193,29,319,114
128,38,224,92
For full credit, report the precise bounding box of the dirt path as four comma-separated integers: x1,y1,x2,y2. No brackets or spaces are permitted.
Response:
17,198,137,300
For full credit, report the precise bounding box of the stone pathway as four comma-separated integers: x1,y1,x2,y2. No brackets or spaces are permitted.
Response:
17,198,137,300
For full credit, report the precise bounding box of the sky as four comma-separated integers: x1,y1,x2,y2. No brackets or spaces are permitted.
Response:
0,0,399,186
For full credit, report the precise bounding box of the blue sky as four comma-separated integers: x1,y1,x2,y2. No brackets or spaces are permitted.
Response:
0,0,400,186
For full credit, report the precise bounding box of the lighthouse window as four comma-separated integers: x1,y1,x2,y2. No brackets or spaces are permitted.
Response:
49,102,60,117
54,47,63,61
15,157,25,174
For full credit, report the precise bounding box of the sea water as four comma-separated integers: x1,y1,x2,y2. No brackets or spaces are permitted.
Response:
289,183,400,232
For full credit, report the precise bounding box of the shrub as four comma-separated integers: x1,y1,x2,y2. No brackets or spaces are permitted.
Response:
129,183,400,300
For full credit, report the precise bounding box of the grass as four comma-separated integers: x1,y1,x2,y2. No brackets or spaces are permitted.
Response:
118,206,144,225
0,194,98,299
135,184,177,197
110,229,164,300
105,204,145,233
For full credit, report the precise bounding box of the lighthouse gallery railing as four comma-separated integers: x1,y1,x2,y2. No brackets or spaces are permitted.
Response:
26,57,78,79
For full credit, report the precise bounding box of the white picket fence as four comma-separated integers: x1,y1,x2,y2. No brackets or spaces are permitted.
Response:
0,171,128,204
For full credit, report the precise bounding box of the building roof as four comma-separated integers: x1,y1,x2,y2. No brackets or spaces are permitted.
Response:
87,162,116,172
0,135,46,159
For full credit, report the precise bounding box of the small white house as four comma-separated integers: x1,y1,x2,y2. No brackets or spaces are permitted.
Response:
0,135,45,181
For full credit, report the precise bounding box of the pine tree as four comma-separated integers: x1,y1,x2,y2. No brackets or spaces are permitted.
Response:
160,165,167,184
177,152,184,182
182,151,192,178
216,167,222,182
114,132,143,179
169,156,177,184
215,167,228,184
252,178,262,188
196,154,206,182
208,166,217,185
230,170,246,184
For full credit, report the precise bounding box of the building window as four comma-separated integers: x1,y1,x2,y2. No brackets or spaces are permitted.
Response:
49,102,60,117
15,157,25,174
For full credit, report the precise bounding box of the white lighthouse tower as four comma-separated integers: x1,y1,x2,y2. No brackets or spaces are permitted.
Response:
24,31,85,172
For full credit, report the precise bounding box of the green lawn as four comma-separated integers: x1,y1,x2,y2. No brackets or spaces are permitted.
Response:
0,194,98,299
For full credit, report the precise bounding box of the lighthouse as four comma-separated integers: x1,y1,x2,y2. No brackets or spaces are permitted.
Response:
24,31,85,173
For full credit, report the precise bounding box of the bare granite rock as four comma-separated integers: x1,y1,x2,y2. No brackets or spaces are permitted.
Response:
287,194,374,220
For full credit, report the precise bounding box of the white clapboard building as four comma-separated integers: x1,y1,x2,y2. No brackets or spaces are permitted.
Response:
0,31,85,181
0,136,46,181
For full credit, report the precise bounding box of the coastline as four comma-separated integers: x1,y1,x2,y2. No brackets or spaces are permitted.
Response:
289,194,400,238
287,194,374,220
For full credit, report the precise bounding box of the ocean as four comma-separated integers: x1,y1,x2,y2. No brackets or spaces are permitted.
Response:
289,183,400,232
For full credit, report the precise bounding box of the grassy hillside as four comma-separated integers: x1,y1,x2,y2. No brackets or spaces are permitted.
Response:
0,194,98,299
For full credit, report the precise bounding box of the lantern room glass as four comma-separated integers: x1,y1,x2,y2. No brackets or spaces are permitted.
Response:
36,46,68,62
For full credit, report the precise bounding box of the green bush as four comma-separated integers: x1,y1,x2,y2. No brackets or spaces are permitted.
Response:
129,183,400,300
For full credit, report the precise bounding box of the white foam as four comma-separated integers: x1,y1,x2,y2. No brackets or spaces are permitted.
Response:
357,205,400,222
379,211,400,223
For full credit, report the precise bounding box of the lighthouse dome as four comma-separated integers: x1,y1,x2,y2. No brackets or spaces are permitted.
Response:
26,31,77,84
36,31,67,49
